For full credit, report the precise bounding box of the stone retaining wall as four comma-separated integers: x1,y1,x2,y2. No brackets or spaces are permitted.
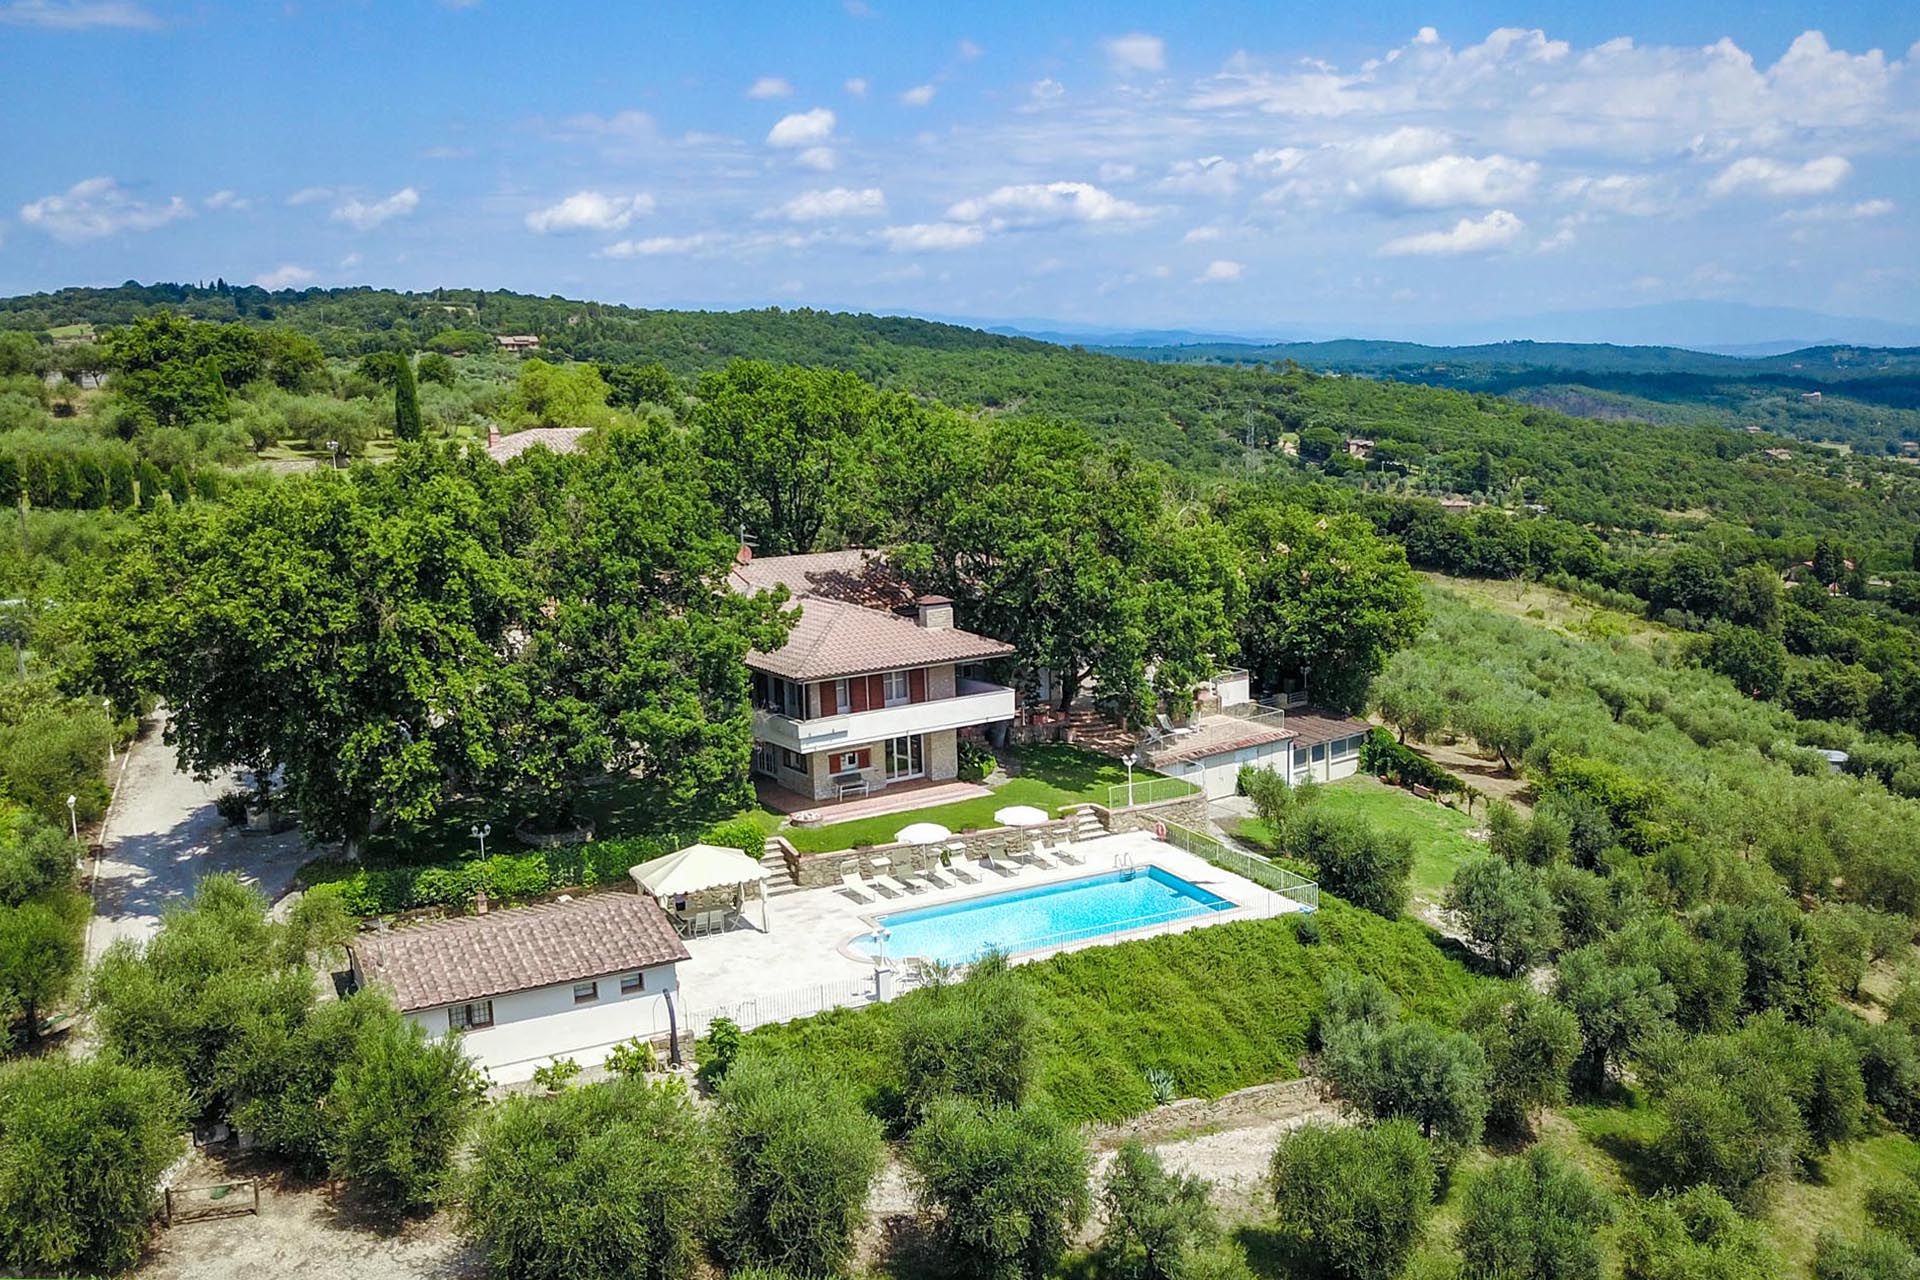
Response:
767,789,1206,887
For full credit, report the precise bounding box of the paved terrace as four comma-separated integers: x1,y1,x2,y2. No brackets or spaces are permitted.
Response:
665,828,1300,1035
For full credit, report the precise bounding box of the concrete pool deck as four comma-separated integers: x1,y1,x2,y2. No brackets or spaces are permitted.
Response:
666,828,1302,1034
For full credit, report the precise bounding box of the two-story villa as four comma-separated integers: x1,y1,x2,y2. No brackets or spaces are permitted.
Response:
732,549,1017,804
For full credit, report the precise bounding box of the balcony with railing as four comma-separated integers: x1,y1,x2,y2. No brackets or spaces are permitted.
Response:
753,680,1017,754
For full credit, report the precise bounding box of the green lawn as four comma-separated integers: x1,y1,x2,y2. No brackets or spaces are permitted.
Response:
771,743,1178,854
1228,775,1484,903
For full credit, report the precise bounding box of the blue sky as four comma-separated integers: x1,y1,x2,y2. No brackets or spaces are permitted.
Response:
1,0,1915,338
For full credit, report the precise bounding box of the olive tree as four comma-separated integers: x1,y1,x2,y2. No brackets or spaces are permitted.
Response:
714,1052,885,1277
1268,1120,1433,1280
907,1098,1091,1280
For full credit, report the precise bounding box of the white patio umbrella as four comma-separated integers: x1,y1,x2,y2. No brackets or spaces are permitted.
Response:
895,821,954,846
631,842,771,931
993,804,1051,827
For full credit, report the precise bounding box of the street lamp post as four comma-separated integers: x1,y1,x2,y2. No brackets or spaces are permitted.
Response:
66,794,78,844
1122,752,1137,808
103,698,114,764
470,822,491,859
326,439,340,470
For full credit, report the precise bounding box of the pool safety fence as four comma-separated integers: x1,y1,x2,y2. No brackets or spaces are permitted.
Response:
1105,775,1203,810
1157,820,1319,912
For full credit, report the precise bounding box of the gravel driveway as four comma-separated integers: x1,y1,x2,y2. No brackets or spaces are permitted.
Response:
88,713,313,963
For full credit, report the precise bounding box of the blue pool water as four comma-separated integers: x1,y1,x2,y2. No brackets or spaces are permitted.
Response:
851,867,1234,965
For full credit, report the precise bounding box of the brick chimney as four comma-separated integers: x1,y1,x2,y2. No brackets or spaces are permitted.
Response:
915,594,954,630
473,886,489,915
736,543,753,565
486,423,500,449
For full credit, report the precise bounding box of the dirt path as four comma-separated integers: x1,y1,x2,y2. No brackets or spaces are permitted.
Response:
137,1171,479,1280
88,712,312,963
1414,739,1534,813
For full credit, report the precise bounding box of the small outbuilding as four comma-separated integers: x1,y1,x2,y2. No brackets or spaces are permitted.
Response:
349,892,689,1082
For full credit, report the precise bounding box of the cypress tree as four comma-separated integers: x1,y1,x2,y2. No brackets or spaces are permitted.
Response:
393,355,422,442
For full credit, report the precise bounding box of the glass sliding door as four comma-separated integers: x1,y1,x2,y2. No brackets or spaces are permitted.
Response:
885,734,924,780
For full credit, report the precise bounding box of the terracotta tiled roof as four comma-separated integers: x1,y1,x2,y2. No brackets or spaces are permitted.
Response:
1283,709,1373,747
729,549,916,610
486,427,591,461
746,596,1013,682
350,893,689,1013
1148,720,1294,765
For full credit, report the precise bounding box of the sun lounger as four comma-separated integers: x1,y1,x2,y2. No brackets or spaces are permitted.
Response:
946,860,979,884
917,865,953,890
1018,844,1057,870
1052,841,1085,866
838,860,873,904
891,874,928,896
1157,712,1195,738
978,852,1018,878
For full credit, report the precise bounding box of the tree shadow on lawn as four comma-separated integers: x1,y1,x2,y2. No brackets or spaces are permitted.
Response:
1233,1223,1316,1280
871,1211,952,1280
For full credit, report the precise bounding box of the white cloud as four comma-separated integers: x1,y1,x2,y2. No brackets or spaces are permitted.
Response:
253,264,316,289
901,84,936,107
1379,208,1524,256
1373,153,1538,208
882,222,987,252
1104,32,1165,74
844,77,868,97
286,185,336,206
747,76,793,99
0,0,160,29
1708,154,1851,197
1098,161,1137,182
1197,259,1244,283
796,146,837,171
767,107,836,147
776,187,886,221
331,187,420,231
524,190,654,233
600,233,726,258
1160,156,1240,197
1556,173,1663,215
1028,78,1066,107
339,252,362,270
957,38,983,60
555,109,656,141
1778,198,1895,223
19,176,190,242
1183,226,1224,243
203,189,250,211
948,181,1151,226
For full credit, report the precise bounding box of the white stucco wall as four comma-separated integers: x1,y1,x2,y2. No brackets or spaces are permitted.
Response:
408,960,682,1084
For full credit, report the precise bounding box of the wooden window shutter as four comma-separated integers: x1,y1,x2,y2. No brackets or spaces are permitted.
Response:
909,668,927,703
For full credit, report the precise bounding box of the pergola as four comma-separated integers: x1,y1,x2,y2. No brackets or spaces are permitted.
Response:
630,843,771,933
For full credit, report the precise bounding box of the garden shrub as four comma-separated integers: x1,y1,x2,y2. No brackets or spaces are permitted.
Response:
300,833,687,916
897,952,1040,1124
1096,1140,1221,1280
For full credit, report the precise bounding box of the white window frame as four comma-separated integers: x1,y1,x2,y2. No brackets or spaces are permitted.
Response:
449,1000,493,1031
883,670,911,707
573,981,599,1004
835,750,863,773
834,678,851,713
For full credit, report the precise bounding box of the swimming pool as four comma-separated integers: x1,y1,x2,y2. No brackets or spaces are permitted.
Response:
851,867,1236,965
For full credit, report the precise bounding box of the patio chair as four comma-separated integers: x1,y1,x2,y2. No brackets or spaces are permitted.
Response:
890,871,928,896
1156,712,1195,738
837,860,873,904
916,863,954,890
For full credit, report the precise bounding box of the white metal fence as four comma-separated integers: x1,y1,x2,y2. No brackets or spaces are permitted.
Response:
1105,775,1202,809
1160,819,1319,912
665,975,888,1038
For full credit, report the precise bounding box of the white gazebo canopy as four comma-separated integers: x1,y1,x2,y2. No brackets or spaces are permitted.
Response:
631,843,771,931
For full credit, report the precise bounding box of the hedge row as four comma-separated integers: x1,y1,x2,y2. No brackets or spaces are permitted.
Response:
303,817,768,916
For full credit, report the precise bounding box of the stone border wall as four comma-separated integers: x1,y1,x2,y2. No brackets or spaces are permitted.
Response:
767,788,1208,888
